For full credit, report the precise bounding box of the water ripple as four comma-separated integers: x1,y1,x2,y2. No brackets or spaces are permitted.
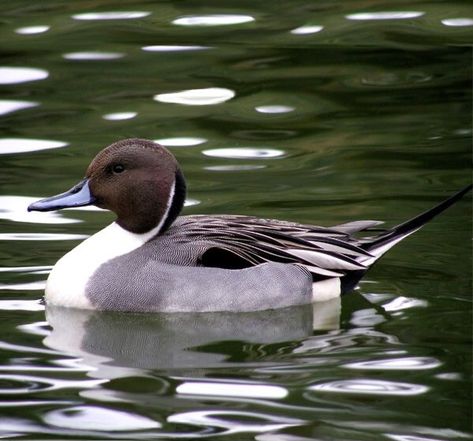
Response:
343,356,441,370
205,164,266,171
143,45,211,52
350,307,386,326
0,233,86,241
154,87,235,106
0,300,44,311
346,12,425,21
0,340,58,355
0,138,68,155
441,18,473,27
0,266,50,274
0,100,39,116
168,410,304,435
176,381,288,399
203,147,284,159
173,14,255,26
290,25,324,35
255,105,295,114
0,67,49,84
0,196,78,224
309,379,428,396
43,405,160,431
15,25,50,35
103,112,137,121
0,374,103,394
184,198,200,207
0,399,74,408
72,12,151,20
382,296,428,312
0,281,45,291
435,372,462,381
63,52,125,61
386,434,466,441
17,321,50,337
156,137,207,147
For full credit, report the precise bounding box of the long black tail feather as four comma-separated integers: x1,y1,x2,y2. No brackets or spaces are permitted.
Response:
364,184,472,255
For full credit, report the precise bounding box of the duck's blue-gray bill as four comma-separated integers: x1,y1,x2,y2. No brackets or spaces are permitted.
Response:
27,179,96,212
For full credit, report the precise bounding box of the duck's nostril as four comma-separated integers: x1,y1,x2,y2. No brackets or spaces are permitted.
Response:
70,180,85,194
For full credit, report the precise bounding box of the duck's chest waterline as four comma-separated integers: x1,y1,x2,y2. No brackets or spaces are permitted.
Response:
45,223,158,308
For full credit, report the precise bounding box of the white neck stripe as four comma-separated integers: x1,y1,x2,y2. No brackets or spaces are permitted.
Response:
153,178,176,237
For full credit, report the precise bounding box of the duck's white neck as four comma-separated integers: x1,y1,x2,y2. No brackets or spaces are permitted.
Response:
45,222,158,309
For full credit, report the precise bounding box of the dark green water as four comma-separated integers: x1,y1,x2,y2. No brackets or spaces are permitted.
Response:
0,1,471,439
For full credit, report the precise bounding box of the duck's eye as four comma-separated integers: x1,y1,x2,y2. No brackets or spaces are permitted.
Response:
112,164,125,174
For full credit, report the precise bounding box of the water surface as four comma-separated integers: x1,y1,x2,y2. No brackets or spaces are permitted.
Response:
0,1,471,439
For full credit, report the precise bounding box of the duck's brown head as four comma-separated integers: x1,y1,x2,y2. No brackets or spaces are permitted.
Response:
28,138,187,234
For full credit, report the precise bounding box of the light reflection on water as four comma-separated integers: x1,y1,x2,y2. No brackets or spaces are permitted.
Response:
0,0,471,439
0,298,466,438
72,12,151,21
0,138,68,154
202,147,285,159
345,11,425,20
44,406,160,431
172,14,255,26
103,112,138,121
156,137,207,147
154,87,235,106
290,25,324,35
142,45,211,52
0,100,39,116
176,382,288,399
344,356,441,370
0,67,49,84
441,18,473,26
168,410,304,436
15,26,50,35
63,52,125,61
255,105,295,114
308,379,428,396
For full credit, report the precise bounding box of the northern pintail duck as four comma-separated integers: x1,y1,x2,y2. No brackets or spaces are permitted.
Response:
28,138,471,312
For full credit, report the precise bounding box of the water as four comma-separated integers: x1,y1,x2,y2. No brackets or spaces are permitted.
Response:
0,1,471,439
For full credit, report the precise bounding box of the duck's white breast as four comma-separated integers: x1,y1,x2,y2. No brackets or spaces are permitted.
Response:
45,222,158,308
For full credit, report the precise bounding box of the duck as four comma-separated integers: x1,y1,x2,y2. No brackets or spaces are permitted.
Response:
28,138,471,312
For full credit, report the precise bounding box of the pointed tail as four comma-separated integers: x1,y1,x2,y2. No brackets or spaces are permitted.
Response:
360,184,472,263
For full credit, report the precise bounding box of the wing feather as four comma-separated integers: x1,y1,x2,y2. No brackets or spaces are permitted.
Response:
173,214,372,279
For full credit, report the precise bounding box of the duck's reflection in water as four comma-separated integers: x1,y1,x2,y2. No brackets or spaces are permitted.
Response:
44,298,340,377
